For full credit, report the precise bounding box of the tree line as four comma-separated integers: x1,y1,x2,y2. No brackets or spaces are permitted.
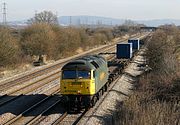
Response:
0,11,141,70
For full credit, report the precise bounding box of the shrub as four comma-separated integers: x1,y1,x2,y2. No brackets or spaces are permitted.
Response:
0,27,20,67
116,27,180,125
20,23,56,58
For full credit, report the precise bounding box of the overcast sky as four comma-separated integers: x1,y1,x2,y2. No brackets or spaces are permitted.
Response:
2,0,180,21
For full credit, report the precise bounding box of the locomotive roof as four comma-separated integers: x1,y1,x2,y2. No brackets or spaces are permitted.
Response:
62,55,107,70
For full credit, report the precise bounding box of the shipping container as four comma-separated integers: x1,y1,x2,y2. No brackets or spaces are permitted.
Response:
128,38,140,50
116,43,132,59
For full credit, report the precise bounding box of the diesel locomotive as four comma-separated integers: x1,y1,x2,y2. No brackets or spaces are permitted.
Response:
60,55,109,108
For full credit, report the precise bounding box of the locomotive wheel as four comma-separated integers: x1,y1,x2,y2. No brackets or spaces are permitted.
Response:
91,96,97,107
99,89,103,98
101,89,103,95
102,87,105,94
104,85,108,92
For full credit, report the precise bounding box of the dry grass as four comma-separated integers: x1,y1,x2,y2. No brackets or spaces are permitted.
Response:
118,93,179,125
116,26,180,125
117,74,180,125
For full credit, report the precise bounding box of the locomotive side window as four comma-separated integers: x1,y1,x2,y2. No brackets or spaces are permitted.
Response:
93,71,96,78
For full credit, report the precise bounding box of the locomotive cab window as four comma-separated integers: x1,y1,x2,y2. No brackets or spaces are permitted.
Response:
62,70,76,79
62,70,91,79
78,71,91,79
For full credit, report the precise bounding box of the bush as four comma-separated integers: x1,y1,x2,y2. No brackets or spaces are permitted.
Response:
0,27,20,67
116,27,180,125
0,24,122,70
95,28,114,41
20,23,56,57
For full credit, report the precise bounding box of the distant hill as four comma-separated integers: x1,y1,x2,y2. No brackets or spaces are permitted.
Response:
59,16,125,26
59,16,180,27
5,16,180,28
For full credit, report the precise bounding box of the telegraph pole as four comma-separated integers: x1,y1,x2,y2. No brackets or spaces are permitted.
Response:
2,2,7,25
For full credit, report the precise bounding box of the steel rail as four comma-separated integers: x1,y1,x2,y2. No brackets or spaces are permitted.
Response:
51,112,68,125
26,99,63,125
0,73,60,107
4,90,60,125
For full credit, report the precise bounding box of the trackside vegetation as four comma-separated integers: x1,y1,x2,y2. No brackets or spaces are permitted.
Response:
116,26,180,125
0,22,140,72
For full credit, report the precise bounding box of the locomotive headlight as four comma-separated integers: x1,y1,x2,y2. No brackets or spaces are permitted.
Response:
77,90,81,94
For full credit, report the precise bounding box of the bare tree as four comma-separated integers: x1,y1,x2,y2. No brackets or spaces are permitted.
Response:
123,19,137,26
28,11,58,25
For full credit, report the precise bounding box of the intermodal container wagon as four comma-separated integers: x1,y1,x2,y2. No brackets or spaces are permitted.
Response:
128,38,140,50
116,43,132,59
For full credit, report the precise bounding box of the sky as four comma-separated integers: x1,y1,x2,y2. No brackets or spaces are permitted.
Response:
1,0,180,21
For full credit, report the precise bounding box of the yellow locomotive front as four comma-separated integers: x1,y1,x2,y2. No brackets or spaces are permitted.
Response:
60,70,96,95
60,58,97,109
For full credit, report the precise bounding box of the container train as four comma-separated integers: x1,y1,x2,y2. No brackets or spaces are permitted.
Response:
60,38,142,110
60,55,109,109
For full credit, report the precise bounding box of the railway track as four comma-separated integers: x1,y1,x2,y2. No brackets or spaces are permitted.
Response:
25,101,66,125
54,109,88,125
0,69,61,94
4,92,61,125
0,70,60,107
0,65,60,92
1,86,60,125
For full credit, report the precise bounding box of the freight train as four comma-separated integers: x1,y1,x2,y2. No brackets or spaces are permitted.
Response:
60,38,142,110
60,55,109,109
